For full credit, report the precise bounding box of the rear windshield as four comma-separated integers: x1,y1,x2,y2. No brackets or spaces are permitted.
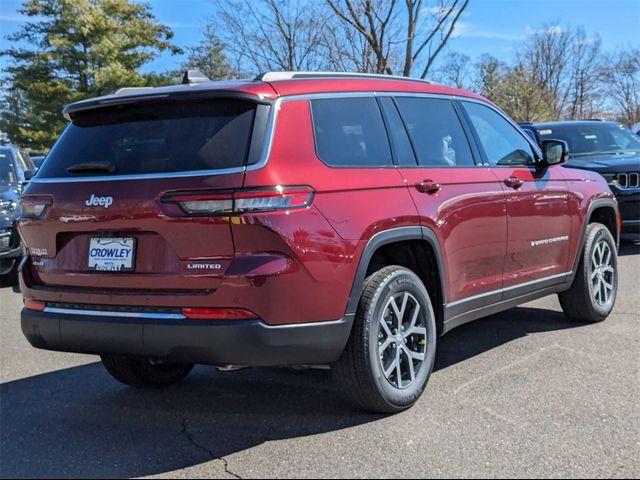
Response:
39,99,257,178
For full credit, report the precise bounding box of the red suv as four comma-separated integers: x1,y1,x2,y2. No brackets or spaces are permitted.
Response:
18,72,619,413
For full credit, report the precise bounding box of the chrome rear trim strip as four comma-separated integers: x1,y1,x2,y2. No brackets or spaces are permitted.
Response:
43,307,185,320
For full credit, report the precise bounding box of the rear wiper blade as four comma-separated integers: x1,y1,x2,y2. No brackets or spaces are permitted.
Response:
67,161,117,174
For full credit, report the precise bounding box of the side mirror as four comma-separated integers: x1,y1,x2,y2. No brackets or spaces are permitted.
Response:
540,139,569,167
19,169,38,195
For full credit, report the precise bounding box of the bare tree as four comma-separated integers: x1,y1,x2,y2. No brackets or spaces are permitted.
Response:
323,17,378,72
324,0,469,77
566,29,602,119
601,48,640,126
432,50,471,89
210,0,332,74
406,0,470,78
517,22,572,119
324,0,398,74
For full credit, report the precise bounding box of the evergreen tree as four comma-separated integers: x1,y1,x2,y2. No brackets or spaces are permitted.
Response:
0,0,180,151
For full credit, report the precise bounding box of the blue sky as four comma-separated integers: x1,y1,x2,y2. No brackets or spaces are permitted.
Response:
1,0,639,74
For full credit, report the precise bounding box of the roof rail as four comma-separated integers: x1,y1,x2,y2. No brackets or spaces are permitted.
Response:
256,71,432,85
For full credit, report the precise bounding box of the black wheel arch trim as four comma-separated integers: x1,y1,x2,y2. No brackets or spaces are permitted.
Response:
569,198,620,284
344,226,447,318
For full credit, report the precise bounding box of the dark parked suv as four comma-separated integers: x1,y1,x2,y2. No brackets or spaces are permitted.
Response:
18,72,619,413
520,121,640,237
1,145,36,281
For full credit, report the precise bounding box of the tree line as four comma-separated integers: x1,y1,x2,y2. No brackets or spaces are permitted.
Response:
1,0,638,153
432,24,639,127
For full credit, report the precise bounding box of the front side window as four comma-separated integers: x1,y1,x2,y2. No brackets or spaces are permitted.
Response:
394,97,475,167
463,102,536,166
310,97,392,167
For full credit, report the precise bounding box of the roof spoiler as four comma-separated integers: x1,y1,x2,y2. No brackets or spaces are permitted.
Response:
62,70,273,120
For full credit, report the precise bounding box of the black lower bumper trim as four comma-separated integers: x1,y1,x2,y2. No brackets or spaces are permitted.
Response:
621,220,640,235
0,246,21,259
21,309,353,366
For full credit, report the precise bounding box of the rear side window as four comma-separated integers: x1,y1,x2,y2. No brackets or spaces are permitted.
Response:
311,97,392,167
39,99,257,178
378,97,417,166
394,97,475,167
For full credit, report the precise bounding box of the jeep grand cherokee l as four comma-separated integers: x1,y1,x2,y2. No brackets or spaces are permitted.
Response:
18,72,620,413
521,121,639,238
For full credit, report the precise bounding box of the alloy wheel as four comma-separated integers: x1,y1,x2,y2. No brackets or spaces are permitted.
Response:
591,240,615,306
377,292,428,389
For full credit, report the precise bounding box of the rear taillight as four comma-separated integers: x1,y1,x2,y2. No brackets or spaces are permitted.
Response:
20,196,53,218
181,307,257,320
24,300,46,311
163,186,314,216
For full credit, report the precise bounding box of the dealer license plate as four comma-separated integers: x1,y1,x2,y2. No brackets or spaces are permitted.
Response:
88,237,136,272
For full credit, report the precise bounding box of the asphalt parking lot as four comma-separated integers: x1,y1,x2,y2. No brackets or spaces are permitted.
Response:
1,243,639,479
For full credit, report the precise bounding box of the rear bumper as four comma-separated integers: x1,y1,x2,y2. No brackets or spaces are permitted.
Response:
21,308,353,366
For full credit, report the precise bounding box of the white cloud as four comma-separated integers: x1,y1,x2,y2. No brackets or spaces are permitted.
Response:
452,21,526,41
525,25,568,36
451,20,468,38
575,36,599,46
0,13,28,22
164,21,200,29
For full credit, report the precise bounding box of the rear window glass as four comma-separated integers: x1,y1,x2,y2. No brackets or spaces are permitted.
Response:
310,97,392,167
39,99,257,178
395,97,475,167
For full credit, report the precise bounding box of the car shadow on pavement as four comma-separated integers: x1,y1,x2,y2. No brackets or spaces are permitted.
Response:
434,306,581,372
0,362,378,478
0,306,584,478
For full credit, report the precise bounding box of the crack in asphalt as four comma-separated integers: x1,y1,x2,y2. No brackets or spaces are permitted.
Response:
160,390,242,479
453,347,549,396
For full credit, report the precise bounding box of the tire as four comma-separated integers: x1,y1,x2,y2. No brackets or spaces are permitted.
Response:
0,260,19,288
101,355,194,388
332,265,437,414
559,222,618,323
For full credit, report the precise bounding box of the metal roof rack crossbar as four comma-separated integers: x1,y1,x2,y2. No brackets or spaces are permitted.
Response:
256,71,432,85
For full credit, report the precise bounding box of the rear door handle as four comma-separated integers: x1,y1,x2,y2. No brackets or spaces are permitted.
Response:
504,176,525,189
415,180,442,194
